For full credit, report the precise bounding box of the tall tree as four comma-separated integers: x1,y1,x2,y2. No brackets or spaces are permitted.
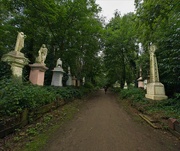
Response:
104,12,138,88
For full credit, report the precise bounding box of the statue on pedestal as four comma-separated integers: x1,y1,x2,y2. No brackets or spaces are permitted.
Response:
36,44,48,65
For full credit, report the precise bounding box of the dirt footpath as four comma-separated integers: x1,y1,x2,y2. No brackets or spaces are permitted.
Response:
43,90,180,151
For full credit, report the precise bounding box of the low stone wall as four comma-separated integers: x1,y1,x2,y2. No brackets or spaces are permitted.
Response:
0,99,65,138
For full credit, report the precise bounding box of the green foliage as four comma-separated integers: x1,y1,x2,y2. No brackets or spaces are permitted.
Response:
104,12,138,87
0,79,93,117
0,0,103,85
0,79,56,116
145,93,180,119
135,0,180,95
118,87,180,119
119,88,146,104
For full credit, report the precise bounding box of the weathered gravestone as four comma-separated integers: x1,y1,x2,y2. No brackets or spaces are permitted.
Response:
137,67,144,89
145,44,167,100
66,66,72,86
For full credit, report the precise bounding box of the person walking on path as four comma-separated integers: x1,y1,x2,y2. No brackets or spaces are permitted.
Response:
104,86,108,94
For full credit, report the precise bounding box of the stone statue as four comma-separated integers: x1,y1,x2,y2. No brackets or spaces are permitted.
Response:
15,32,26,52
36,44,48,64
56,58,62,67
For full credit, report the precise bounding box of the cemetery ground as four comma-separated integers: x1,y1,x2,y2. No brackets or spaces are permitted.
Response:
1,90,180,151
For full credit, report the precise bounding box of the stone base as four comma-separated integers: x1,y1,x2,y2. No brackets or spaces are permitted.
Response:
66,75,72,86
1,51,29,82
51,67,64,86
138,80,144,89
145,82,168,100
29,63,48,86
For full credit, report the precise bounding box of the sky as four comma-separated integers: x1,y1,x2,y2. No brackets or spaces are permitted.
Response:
96,0,135,22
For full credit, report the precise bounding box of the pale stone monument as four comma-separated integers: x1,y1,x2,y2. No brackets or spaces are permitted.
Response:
29,44,48,86
72,76,77,86
82,77,85,85
137,67,144,89
1,32,29,81
66,66,72,86
124,81,128,89
145,44,167,100
51,58,64,86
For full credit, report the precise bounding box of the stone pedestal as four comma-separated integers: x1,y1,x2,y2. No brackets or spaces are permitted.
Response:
145,82,167,100
72,76,77,86
29,63,48,86
137,77,144,89
51,67,64,86
66,75,72,86
1,51,29,82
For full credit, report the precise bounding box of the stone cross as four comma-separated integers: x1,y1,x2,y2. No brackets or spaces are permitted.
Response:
149,44,159,82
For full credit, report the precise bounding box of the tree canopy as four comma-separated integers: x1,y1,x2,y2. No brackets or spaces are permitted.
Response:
1,0,179,95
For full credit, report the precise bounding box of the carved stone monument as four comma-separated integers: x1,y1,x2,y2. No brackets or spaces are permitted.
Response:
145,44,167,100
1,32,29,81
137,67,144,89
51,58,64,86
29,44,48,86
66,67,72,86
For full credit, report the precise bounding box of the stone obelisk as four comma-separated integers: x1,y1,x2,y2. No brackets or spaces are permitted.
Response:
145,44,167,100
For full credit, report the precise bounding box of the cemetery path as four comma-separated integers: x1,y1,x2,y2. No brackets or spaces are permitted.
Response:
43,90,180,151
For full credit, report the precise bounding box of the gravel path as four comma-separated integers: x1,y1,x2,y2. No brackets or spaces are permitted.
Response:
43,90,180,151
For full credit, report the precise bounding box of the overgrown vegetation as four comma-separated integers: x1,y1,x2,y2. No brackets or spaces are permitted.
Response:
117,88,180,120
0,78,94,118
0,99,84,151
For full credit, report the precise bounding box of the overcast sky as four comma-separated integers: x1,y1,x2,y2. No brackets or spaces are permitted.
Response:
96,0,135,22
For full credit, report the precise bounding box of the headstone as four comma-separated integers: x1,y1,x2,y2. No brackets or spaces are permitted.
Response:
72,76,77,86
51,58,64,86
124,81,128,89
145,44,167,100
29,44,48,86
77,79,80,87
82,77,85,85
66,66,72,86
137,68,144,89
1,32,29,82
168,118,179,130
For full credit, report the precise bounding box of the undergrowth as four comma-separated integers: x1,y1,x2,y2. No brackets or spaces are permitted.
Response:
115,87,180,120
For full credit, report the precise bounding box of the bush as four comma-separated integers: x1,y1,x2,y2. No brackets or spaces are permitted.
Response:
0,79,56,116
0,79,94,117
117,87,180,120
120,88,146,104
